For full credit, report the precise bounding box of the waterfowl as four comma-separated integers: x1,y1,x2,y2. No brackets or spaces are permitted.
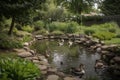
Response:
68,40,73,47
70,63,85,78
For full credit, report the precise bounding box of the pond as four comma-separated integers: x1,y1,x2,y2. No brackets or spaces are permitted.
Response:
31,39,114,80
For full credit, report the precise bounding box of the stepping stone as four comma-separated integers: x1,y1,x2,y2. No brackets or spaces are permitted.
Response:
47,75,59,80
38,65,47,70
18,52,33,58
64,77,75,80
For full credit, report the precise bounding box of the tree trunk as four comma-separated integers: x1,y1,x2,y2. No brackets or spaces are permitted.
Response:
8,16,15,35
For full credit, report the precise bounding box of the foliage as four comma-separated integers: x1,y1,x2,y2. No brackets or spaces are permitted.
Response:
65,22,79,33
30,41,47,54
34,21,45,31
49,22,68,32
51,30,64,36
0,33,23,49
22,35,32,42
85,76,98,80
22,25,34,33
0,57,40,80
92,32,116,40
108,28,116,33
0,0,46,35
101,0,120,15
105,38,120,44
34,29,49,35
84,29,95,35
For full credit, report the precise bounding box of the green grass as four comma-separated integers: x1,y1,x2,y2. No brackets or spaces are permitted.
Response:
104,38,120,44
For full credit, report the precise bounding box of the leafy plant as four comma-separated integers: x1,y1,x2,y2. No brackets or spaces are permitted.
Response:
34,20,45,31
84,29,95,35
51,30,64,36
0,57,41,80
0,33,23,49
92,32,116,40
22,25,34,33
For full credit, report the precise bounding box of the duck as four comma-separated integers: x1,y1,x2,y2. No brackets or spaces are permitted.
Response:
94,59,105,69
58,39,64,46
70,63,85,78
68,40,73,47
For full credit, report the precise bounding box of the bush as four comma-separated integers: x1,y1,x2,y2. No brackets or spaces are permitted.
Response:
93,32,116,40
116,34,120,38
0,57,40,80
15,24,22,30
22,35,32,42
65,21,79,33
34,29,49,35
48,22,67,32
84,29,95,35
30,41,47,55
22,25,34,33
0,33,23,49
34,21,45,31
51,30,64,36
108,28,116,33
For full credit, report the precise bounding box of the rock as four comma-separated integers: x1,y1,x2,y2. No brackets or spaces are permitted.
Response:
64,77,75,80
39,61,49,66
101,50,110,54
23,42,29,46
96,47,102,53
47,68,57,74
13,49,26,53
38,65,47,70
38,55,46,61
47,75,59,80
55,72,65,77
113,57,120,64
29,50,35,55
23,47,30,51
18,52,33,58
41,71,47,75
32,60,40,64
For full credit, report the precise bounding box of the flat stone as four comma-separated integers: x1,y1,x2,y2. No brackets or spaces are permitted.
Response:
38,65,47,70
23,42,29,46
47,68,57,73
55,72,65,77
32,60,40,63
113,57,120,63
18,52,33,58
38,55,46,61
101,50,110,54
39,61,49,66
47,75,59,80
64,77,75,80
23,47,30,51
29,50,35,55
41,71,47,75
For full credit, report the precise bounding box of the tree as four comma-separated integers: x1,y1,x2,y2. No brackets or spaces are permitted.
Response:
54,0,94,14
100,0,120,15
0,0,45,35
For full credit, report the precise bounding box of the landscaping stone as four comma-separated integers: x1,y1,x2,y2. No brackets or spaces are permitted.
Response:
41,71,47,75
39,61,49,66
38,65,47,70
64,77,75,80
23,42,29,46
18,52,33,58
47,68,57,74
32,60,40,64
113,57,120,64
47,75,59,80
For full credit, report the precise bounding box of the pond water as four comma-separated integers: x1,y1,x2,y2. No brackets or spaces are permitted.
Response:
32,40,114,80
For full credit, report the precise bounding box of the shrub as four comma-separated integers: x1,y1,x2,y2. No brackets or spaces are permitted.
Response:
116,34,120,38
0,33,23,49
30,41,47,55
34,21,45,31
65,21,79,33
22,25,34,33
92,32,116,40
51,30,64,36
48,22,67,32
34,29,49,35
108,28,116,33
84,29,95,35
22,35,32,42
0,57,40,80
15,24,22,30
